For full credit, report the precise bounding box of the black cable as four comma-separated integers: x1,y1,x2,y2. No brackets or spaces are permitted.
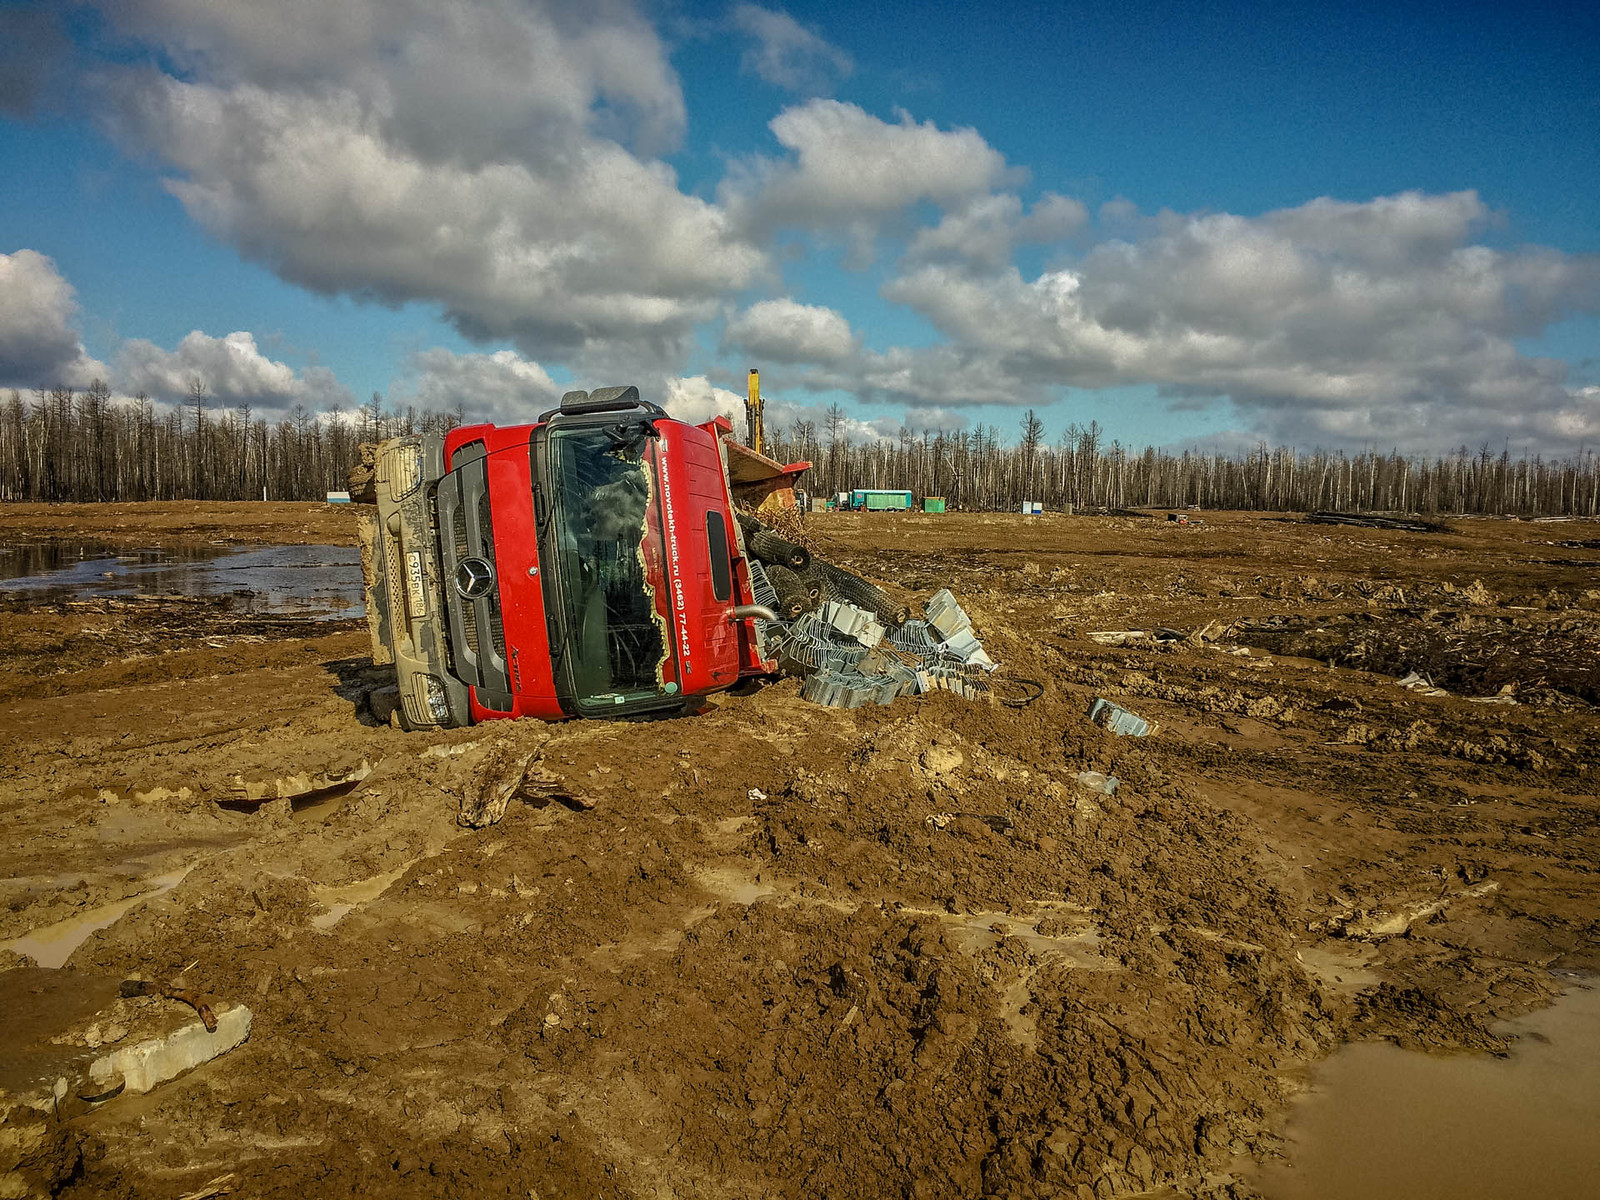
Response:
994,677,1044,708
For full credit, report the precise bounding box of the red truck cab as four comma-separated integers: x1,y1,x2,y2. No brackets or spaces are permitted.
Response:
362,387,787,728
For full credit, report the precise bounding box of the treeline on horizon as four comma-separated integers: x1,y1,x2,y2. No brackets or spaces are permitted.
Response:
773,405,1600,517
3,385,1598,518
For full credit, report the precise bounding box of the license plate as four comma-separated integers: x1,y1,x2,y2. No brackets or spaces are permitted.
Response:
406,551,427,617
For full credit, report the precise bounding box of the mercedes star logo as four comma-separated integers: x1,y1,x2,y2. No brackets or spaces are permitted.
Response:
454,557,496,600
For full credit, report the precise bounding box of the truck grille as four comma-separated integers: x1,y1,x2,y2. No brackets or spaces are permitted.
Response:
452,506,479,656
436,454,512,699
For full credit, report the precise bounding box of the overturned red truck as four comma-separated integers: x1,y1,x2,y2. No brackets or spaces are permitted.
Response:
357,385,811,728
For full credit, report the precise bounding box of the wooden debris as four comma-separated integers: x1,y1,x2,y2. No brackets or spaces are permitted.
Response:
458,746,537,828
175,1173,237,1200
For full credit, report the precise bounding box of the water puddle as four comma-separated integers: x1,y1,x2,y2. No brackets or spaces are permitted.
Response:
1256,979,1600,1200
694,864,780,906
898,903,1115,971
1,868,192,968
0,540,363,618
311,862,416,931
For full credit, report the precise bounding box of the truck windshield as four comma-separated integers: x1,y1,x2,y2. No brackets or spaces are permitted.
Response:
541,424,673,713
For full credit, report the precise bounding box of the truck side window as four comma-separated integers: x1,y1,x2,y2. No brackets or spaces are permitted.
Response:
706,510,732,602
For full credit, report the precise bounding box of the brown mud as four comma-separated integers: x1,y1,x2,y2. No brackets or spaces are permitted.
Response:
1,505,1597,1198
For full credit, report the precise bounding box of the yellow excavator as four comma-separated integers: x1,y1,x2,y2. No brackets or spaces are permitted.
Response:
744,366,766,457
728,366,808,516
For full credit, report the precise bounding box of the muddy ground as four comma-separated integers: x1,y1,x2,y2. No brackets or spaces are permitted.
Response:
2,503,1597,1199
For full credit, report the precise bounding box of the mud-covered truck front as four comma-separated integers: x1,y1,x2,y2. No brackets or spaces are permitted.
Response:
358,386,805,729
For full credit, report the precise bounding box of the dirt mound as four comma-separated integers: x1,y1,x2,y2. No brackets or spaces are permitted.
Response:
1232,608,1600,703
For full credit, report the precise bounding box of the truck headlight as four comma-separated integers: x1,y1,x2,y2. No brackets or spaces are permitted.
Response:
424,677,451,722
386,443,423,501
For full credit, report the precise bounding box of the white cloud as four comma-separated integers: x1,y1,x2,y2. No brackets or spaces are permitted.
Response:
722,100,1018,259
115,329,353,412
1098,196,1139,225
95,0,766,371
62,3,1600,455
389,347,560,424
732,5,853,94
777,343,1041,410
725,298,859,364
0,250,110,390
663,375,743,426
105,0,687,161
0,252,354,414
907,192,1088,272
868,190,1600,450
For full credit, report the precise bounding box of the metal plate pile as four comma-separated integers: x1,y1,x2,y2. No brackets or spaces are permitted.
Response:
747,563,998,708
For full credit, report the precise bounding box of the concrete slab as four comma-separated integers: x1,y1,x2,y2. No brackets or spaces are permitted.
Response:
1,968,251,1199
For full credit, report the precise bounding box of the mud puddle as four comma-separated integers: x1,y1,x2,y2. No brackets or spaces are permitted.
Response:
0,868,192,968
310,861,419,931
1256,979,1600,1200
0,540,362,618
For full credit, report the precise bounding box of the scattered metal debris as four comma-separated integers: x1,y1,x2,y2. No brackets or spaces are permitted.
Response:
1074,771,1119,795
1396,671,1449,697
750,563,998,709
1087,698,1158,737
802,559,912,627
1468,686,1519,706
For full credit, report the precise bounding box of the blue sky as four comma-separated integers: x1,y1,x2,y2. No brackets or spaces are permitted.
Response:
1,0,1596,453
